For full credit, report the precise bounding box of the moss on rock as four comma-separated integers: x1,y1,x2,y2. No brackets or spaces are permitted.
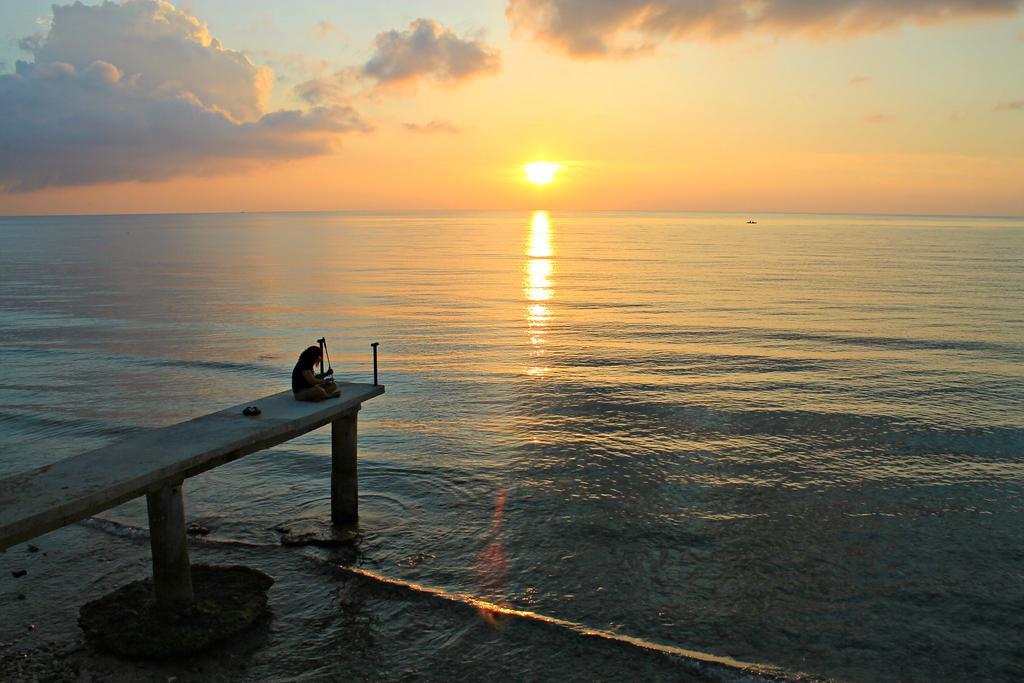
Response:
78,564,273,659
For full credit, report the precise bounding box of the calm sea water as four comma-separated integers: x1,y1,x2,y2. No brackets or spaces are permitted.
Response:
0,211,1022,681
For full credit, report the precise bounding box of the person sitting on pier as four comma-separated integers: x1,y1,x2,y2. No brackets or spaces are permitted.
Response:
292,345,340,402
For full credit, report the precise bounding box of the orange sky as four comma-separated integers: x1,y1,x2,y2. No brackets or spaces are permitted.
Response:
1,1,1022,216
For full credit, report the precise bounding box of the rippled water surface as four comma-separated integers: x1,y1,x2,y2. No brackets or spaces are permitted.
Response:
1,211,1022,681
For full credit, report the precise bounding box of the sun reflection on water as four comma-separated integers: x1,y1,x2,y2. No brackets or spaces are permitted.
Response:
527,211,553,257
525,260,553,302
524,211,555,377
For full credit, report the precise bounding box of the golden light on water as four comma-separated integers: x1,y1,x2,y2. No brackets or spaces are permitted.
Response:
525,212,554,301
524,161,560,186
525,259,553,302
525,210,555,377
527,211,552,257
527,303,549,321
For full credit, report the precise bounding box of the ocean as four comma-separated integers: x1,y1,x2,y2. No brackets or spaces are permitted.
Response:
1,211,1022,681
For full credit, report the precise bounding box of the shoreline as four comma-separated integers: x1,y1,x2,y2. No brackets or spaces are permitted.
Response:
1,519,815,683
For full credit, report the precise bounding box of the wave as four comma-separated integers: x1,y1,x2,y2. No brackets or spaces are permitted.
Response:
0,345,280,378
0,409,140,441
79,515,821,682
314,560,822,682
135,357,281,377
81,516,274,550
582,323,1022,355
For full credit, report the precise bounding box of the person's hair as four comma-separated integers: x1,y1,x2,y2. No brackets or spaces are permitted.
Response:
298,345,322,369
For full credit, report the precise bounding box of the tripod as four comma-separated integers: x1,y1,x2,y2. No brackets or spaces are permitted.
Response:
316,337,334,380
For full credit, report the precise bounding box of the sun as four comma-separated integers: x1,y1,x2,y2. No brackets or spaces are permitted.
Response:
524,161,560,186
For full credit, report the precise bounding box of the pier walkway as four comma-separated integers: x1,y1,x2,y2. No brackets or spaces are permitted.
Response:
0,382,384,609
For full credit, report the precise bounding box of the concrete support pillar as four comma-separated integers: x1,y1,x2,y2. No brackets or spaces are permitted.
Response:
331,407,360,526
146,481,194,610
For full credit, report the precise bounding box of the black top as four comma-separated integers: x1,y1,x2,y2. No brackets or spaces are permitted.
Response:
291,358,317,394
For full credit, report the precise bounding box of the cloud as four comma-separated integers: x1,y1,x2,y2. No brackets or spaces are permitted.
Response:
309,21,338,40
295,76,345,104
294,67,363,105
995,99,1024,110
506,0,1024,57
849,74,870,85
0,0,369,193
864,113,896,123
296,18,501,104
246,49,331,87
24,0,271,122
363,19,500,86
403,119,463,134
18,34,45,53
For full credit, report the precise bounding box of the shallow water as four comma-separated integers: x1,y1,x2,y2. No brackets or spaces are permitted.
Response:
1,211,1022,681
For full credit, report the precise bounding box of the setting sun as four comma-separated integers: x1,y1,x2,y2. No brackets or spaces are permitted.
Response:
524,162,560,186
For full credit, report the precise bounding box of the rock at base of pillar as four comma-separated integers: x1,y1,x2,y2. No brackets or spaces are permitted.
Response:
274,518,360,547
78,565,273,659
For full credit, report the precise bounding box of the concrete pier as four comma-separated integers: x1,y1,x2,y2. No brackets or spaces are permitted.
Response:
146,482,194,609
331,408,360,525
0,382,385,616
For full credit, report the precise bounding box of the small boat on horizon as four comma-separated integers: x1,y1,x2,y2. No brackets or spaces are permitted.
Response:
746,220,758,224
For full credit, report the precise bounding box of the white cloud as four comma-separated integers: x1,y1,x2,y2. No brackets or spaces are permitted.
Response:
0,1,370,193
25,0,270,122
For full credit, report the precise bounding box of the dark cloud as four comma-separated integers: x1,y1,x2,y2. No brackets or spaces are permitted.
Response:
18,34,45,53
507,0,1023,57
0,60,367,192
296,18,500,104
995,100,1024,110
0,1,369,193
363,19,500,85
849,74,870,85
403,119,463,134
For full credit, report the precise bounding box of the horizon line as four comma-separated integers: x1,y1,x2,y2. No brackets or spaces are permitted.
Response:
1,208,1022,221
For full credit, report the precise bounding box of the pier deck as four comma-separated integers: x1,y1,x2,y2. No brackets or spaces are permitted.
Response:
0,382,384,608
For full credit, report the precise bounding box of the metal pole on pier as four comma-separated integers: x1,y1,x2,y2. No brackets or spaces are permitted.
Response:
371,342,380,385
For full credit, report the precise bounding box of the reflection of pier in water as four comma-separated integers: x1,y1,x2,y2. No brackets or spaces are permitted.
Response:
524,211,555,378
